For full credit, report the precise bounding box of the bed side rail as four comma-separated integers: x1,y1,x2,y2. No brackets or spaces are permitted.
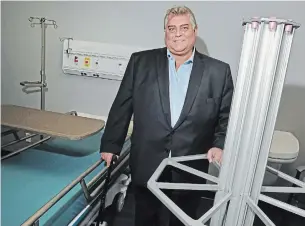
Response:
68,150,131,226
21,144,130,226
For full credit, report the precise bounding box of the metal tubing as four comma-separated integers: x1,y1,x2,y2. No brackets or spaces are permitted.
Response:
21,143,130,226
261,186,305,193
1,136,50,160
149,182,201,226
24,17,57,110
1,129,17,137
156,183,219,191
198,193,231,225
1,133,37,148
246,196,275,226
210,19,264,226
168,160,219,184
211,18,300,226
148,155,225,226
266,166,305,188
238,21,286,226
80,179,92,202
21,159,104,225
170,154,220,170
169,154,208,162
70,149,131,226
89,152,130,198
68,205,91,226
20,81,44,88
78,206,100,226
41,18,47,110
259,194,305,218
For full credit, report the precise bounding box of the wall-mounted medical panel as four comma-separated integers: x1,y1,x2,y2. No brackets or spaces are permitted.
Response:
61,39,144,81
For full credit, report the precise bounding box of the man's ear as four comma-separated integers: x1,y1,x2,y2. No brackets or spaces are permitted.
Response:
194,26,198,35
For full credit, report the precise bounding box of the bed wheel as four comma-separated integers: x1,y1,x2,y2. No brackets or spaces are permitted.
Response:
115,192,125,213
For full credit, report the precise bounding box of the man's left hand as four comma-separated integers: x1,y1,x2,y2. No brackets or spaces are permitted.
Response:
207,147,223,164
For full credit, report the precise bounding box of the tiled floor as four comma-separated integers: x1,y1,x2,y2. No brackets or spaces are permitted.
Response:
113,186,305,226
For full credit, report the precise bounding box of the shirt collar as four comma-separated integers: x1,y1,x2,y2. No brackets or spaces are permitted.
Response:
167,47,195,64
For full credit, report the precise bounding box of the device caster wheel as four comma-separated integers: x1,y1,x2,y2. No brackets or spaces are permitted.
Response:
115,192,125,213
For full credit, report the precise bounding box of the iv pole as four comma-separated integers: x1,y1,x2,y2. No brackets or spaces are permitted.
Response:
20,17,57,111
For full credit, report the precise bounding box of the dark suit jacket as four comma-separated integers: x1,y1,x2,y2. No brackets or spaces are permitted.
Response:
100,47,234,186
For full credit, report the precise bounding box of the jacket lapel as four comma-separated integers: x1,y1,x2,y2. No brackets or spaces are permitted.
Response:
156,48,172,128
156,48,206,130
173,51,206,130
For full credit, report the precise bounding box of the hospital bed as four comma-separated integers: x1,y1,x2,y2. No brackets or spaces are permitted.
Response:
1,104,133,226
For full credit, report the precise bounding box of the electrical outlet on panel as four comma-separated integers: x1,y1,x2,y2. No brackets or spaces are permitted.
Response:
118,62,126,73
73,56,79,66
25,132,32,142
84,57,91,68
94,58,99,68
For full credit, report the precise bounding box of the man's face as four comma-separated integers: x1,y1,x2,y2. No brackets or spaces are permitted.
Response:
165,13,197,56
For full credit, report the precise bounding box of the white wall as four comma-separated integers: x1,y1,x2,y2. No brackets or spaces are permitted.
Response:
2,1,305,180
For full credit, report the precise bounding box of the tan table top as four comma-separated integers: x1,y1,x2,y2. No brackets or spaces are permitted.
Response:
1,105,105,140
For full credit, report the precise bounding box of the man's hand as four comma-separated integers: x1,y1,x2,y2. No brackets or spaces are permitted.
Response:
101,152,116,167
207,147,223,164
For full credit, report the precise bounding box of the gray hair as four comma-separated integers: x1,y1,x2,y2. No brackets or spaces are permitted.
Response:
164,6,197,30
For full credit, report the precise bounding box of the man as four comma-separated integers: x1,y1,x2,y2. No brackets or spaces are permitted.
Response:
100,5,234,226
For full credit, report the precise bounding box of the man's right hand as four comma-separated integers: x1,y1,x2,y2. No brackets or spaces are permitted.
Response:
101,152,115,167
